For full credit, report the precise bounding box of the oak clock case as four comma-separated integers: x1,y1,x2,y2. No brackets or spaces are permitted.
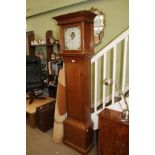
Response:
53,10,96,154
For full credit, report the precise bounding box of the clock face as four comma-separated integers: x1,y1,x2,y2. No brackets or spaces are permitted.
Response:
64,27,81,50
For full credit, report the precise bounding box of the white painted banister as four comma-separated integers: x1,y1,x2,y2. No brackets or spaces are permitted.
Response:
91,29,129,130
91,29,129,63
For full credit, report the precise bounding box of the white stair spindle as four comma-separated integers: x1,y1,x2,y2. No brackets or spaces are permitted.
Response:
122,36,128,93
112,45,117,104
103,54,107,109
94,61,98,113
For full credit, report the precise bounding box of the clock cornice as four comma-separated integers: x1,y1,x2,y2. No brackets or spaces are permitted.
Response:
53,10,96,25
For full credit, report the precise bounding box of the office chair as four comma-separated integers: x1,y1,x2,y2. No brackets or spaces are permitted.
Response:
26,55,48,104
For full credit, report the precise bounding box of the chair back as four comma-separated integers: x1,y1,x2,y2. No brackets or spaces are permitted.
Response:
26,55,42,83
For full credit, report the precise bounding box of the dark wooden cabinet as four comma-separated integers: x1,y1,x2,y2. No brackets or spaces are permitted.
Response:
36,100,55,132
98,108,129,155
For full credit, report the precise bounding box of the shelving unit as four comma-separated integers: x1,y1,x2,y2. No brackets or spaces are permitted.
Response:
27,30,54,57
27,30,63,98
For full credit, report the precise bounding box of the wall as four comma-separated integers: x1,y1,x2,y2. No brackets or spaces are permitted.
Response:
26,0,129,53
26,0,88,17
26,0,129,104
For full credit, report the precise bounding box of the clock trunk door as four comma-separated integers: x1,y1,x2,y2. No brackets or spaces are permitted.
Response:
65,59,84,122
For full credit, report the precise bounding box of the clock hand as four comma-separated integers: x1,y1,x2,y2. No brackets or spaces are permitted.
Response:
70,32,75,39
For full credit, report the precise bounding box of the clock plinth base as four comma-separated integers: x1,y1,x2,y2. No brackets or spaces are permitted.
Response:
64,118,94,154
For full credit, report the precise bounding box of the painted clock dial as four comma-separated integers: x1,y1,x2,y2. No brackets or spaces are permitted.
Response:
64,27,81,50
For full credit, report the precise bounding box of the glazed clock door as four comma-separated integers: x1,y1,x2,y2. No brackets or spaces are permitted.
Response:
65,59,84,122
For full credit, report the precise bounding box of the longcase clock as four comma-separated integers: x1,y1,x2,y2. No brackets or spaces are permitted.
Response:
53,10,96,154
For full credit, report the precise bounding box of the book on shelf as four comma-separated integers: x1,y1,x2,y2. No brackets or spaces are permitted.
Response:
48,61,63,76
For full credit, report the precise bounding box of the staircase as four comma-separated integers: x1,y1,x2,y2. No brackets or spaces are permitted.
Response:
91,29,129,130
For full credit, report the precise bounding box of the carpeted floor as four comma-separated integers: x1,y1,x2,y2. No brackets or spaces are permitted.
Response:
26,125,97,155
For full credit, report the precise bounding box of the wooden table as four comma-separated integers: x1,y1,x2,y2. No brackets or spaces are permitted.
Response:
26,96,55,128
